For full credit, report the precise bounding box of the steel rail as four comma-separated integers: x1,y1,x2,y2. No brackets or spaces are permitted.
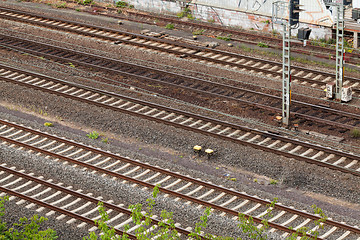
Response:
0,62,359,132
1,70,360,177
0,35,359,131
110,7,360,61
0,164,192,238
14,2,360,65
0,6,359,92
0,120,360,235
0,187,136,239
1,132,356,239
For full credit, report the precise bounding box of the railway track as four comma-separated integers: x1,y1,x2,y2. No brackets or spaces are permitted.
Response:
1,35,360,132
0,164,194,239
1,6,360,94
1,65,360,177
1,119,360,239
90,5,360,65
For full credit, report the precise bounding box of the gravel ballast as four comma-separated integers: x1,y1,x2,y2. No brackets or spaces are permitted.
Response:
0,0,359,238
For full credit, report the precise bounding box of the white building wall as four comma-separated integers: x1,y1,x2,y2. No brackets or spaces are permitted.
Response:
124,0,333,39
354,0,360,9
193,0,334,27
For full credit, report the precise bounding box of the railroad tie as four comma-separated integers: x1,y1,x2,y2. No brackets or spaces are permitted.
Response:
153,176,171,185
144,108,158,115
319,226,338,239
62,87,77,94
126,104,140,111
313,75,322,81
267,140,281,148
299,148,313,157
246,134,261,142
207,124,221,132
101,97,116,104
321,154,335,162
161,113,175,120
217,127,231,135
351,82,359,88
336,230,352,240
332,157,346,165
188,120,202,127
310,151,324,159
321,76,333,82
142,172,161,183
344,160,358,168
277,143,292,151
169,115,184,122
226,129,241,137
288,145,302,154
293,218,312,230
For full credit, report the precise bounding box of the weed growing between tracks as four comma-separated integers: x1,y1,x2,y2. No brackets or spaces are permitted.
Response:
87,131,99,139
165,24,175,30
87,186,328,239
0,196,57,239
350,128,360,138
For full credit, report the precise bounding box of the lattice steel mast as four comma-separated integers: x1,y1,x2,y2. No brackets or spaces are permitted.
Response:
273,0,300,126
282,20,291,126
325,0,345,101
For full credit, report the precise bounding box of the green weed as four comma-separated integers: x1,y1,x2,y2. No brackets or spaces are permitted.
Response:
165,23,174,30
350,128,360,138
216,34,232,41
77,0,93,5
177,7,193,19
55,2,66,8
44,122,53,127
116,0,129,8
87,131,99,139
192,29,205,35
257,42,269,48
269,179,278,185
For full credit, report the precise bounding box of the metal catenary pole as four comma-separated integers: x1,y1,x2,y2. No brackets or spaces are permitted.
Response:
282,19,291,126
335,1,344,101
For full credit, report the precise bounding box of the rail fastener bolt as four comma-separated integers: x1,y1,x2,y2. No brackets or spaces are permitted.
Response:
193,145,202,155
205,148,214,159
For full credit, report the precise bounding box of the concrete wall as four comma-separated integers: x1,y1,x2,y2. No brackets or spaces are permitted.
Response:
127,0,183,14
122,0,333,39
354,0,360,9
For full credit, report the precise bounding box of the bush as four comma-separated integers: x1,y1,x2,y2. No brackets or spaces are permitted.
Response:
177,7,193,19
116,1,128,8
86,187,328,240
0,196,57,239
